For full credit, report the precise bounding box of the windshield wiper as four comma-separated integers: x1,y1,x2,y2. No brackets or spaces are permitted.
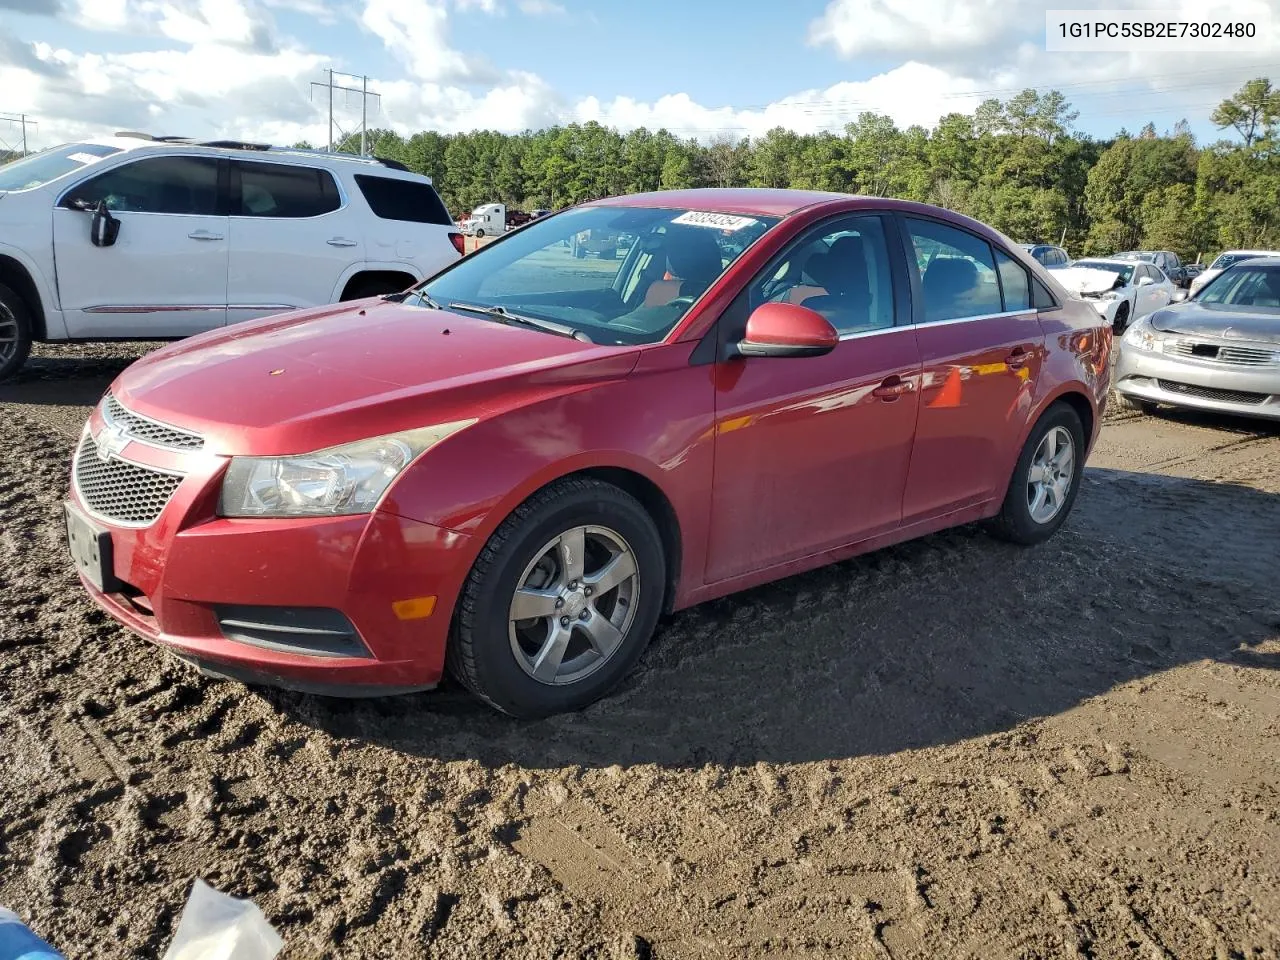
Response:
384,289,442,309
447,301,593,342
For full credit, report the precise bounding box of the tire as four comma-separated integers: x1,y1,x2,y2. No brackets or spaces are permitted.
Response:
986,403,1086,546
1112,302,1130,334
475,229,485,239
343,278,410,300
0,282,33,383
447,477,666,718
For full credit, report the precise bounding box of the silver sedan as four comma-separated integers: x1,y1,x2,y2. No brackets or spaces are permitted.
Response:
1115,257,1280,421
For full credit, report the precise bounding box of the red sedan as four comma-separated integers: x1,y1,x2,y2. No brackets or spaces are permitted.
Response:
66,190,1111,717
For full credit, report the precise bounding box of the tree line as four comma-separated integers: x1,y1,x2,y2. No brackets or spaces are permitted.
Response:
315,79,1270,262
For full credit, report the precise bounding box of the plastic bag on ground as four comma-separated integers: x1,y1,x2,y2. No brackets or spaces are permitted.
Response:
0,907,63,960
161,880,282,960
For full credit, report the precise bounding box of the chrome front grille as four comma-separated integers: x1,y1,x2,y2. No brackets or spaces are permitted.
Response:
103,394,204,450
1167,340,1280,366
73,434,185,526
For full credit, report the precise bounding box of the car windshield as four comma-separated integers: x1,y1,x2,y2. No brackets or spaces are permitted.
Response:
415,205,779,345
1073,261,1133,283
1209,252,1272,270
1196,264,1280,309
0,142,123,192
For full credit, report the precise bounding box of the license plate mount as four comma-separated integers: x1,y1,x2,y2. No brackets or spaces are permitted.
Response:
64,501,122,593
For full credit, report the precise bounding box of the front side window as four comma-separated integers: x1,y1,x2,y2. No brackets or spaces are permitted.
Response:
906,217,1004,322
235,161,340,218
416,206,778,345
63,156,219,215
750,215,896,335
0,142,123,192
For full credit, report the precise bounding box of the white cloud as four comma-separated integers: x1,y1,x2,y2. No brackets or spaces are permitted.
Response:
518,0,565,14
454,0,498,12
360,0,489,83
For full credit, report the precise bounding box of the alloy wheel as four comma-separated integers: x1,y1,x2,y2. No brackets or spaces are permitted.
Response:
508,524,640,685
1026,425,1075,524
0,301,18,365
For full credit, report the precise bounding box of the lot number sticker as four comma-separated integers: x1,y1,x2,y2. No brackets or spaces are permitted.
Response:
671,211,759,232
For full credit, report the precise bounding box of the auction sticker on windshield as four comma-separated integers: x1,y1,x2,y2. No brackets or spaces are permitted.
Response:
671,211,760,232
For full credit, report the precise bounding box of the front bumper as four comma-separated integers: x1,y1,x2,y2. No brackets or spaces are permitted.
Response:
68,421,474,694
1114,342,1280,421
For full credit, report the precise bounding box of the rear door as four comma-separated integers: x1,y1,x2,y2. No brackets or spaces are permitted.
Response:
705,212,921,583
53,154,228,337
351,173,461,281
225,159,355,325
898,215,1045,523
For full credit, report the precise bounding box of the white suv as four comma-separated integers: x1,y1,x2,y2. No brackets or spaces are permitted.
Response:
0,134,464,380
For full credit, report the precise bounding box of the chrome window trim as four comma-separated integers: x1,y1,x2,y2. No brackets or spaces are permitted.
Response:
85,303,296,314
837,308,1036,341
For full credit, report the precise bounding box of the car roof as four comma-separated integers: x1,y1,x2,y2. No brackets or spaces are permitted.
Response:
1070,258,1134,267
1228,256,1280,267
1218,249,1280,256
585,188,862,218
75,136,428,181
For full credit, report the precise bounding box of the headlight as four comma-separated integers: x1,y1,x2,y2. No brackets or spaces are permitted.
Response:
1122,317,1161,351
218,420,475,518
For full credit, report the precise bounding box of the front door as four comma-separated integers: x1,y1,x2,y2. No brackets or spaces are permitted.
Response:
53,155,228,337
898,216,1045,523
706,213,921,583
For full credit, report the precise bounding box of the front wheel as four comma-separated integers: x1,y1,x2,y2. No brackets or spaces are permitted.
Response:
986,403,1086,546
447,477,666,718
1112,301,1131,334
1118,393,1158,415
0,282,33,383
474,229,485,239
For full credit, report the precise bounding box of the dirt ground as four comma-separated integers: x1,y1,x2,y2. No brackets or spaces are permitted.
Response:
2,343,1278,959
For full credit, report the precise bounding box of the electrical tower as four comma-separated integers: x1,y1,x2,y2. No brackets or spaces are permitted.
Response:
0,113,37,159
310,70,381,155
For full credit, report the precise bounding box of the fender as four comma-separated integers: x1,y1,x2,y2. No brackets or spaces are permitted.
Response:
329,260,424,302
0,241,67,340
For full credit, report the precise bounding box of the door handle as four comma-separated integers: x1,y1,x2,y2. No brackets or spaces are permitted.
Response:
872,376,915,401
188,230,223,241
1005,347,1033,369
326,237,358,247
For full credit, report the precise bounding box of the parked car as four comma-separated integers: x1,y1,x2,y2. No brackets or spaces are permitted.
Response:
530,208,552,220
1115,256,1280,419
1114,250,1189,287
569,228,620,259
1019,243,1071,268
1188,249,1280,297
0,133,463,380
65,189,1110,717
1052,257,1174,332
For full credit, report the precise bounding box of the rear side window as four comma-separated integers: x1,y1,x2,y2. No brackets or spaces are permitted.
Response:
64,156,219,215
354,174,453,225
995,249,1030,310
905,218,1004,322
1033,277,1058,309
235,161,340,218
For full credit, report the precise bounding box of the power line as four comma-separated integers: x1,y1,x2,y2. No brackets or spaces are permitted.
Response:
0,113,37,157
310,69,381,154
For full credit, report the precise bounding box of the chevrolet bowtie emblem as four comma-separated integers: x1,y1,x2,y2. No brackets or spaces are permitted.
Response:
95,423,129,462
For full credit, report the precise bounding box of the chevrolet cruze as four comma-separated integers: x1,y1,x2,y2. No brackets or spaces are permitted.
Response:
66,189,1111,717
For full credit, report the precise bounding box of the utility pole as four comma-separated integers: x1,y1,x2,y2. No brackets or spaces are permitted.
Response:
0,113,37,157
309,70,380,155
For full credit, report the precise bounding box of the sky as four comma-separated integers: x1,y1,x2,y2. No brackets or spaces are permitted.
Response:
1,0,1278,154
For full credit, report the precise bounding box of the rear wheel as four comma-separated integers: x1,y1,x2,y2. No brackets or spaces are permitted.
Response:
448,477,666,718
986,403,1086,546
0,283,33,383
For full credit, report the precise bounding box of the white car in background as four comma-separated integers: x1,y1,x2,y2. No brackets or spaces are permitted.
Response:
1053,257,1174,332
1189,249,1280,297
0,134,464,380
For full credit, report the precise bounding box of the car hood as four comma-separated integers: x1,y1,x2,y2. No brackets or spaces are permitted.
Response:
113,300,639,455
1054,267,1124,295
1149,302,1280,344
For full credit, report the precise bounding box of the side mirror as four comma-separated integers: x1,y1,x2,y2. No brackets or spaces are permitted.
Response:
90,201,121,248
1171,289,1189,302
733,302,839,359
1136,276,1153,286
